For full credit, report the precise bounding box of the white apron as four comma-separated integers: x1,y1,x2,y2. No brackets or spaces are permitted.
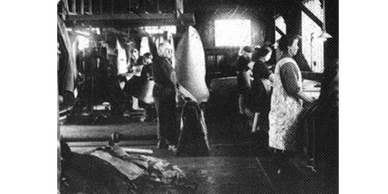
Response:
268,57,303,151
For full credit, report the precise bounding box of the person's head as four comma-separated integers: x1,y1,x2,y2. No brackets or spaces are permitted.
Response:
278,35,301,57
252,46,272,62
241,46,254,59
131,48,139,59
142,52,153,64
157,41,173,59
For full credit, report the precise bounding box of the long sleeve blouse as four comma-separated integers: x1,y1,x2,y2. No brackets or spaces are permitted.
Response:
280,62,302,97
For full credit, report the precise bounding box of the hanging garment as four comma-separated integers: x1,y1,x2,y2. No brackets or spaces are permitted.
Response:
175,26,209,102
139,36,151,56
268,57,303,151
116,39,128,75
57,16,77,94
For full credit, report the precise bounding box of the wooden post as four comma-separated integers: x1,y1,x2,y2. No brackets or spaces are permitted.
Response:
128,0,132,12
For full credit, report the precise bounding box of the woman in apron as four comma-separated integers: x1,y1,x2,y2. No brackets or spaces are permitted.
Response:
268,35,315,173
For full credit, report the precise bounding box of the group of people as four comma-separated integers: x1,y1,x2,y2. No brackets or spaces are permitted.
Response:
121,48,154,111
237,45,274,134
127,35,319,161
237,35,316,173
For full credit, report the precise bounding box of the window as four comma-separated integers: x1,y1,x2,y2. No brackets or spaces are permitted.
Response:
301,0,325,73
214,19,251,47
275,16,286,42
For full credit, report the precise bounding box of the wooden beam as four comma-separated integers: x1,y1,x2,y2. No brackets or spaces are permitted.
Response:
275,26,285,36
291,0,323,28
65,13,196,27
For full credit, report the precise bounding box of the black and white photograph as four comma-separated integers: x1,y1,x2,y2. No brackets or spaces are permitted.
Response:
56,0,338,193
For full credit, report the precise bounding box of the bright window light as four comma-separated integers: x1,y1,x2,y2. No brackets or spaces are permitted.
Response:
141,26,176,35
215,19,251,47
302,0,324,73
275,16,286,42
77,35,89,51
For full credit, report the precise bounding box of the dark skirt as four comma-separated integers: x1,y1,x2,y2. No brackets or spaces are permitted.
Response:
123,76,144,98
153,85,178,145
247,79,271,113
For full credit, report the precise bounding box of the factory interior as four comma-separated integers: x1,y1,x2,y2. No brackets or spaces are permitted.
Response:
55,0,340,193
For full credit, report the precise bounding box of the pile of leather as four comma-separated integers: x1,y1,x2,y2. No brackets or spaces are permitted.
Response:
60,142,196,194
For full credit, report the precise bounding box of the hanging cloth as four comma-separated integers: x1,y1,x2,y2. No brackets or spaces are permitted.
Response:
57,15,77,94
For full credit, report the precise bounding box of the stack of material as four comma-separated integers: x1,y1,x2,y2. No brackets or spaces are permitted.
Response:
60,143,194,194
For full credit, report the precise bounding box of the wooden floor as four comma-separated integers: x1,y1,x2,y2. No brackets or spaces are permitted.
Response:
68,142,329,194
61,103,335,193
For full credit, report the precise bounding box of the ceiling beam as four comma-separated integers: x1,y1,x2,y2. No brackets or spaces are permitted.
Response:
275,26,285,36
65,13,196,27
291,0,323,28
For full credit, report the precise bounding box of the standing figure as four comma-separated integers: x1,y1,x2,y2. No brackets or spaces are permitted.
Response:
123,48,144,110
268,35,315,173
250,46,274,134
152,42,178,149
236,46,254,115
139,53,157,121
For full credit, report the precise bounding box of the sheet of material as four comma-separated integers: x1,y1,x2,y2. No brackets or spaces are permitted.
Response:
175,26,210,102
80,0,84,15
54,41,61,193
122,147,154,155
57,16,77,93
71,0,76,13
176,0,184,13
116,39,128,75
88,0,92,14
139,36,150,56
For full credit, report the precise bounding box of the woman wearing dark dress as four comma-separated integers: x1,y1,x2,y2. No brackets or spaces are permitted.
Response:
236,46,254,115
250,46,274,133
